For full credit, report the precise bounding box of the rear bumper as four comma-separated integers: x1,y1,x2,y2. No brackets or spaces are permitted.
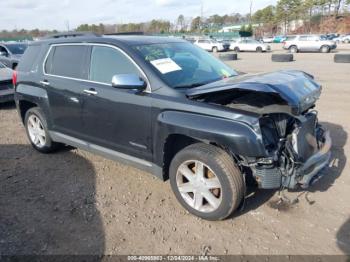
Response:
0,89,14,103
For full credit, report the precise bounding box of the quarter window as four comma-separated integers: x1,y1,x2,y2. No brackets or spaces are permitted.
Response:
45,45,89,79
89,46,140,84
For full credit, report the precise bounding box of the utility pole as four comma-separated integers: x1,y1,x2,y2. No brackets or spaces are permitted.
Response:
200,0,204,32
249,0,253,24
65,20,70,32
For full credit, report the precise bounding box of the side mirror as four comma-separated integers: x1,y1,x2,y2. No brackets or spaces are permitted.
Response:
111,74,147,90
0,51,8,57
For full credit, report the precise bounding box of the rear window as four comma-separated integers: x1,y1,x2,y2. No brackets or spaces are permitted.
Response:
6,44,27,55
45,45,89,79
17,45,42,72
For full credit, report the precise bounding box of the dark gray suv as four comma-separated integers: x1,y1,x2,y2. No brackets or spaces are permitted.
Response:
14,34,331,220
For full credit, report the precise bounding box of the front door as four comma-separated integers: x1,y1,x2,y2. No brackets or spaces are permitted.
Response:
81,45,152,161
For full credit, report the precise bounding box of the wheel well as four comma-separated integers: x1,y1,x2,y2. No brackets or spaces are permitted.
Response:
162,134,200,180
19,100,37,123
289,45,297,49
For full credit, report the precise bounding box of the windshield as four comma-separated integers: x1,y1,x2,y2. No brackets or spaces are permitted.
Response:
5,44,27,55
133,42,237,89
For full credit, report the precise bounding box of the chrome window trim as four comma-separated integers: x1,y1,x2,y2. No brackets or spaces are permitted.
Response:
42,42,151,93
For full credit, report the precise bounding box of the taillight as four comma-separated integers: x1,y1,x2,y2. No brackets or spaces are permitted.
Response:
12,70,17,87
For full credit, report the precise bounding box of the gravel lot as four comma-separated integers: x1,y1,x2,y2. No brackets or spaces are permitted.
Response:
0,44,349,255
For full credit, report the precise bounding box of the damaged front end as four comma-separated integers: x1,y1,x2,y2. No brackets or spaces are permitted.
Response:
187,70,332,189
252,112,331,189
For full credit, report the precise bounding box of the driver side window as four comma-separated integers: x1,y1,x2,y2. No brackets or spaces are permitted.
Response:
89,46,140,84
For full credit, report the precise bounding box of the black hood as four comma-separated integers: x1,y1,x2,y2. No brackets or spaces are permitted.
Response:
187,70,322,115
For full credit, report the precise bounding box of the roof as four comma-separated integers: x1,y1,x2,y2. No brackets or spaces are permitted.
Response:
34,35,186,46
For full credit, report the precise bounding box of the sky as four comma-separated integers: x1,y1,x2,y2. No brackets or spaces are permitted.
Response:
1,0,277,31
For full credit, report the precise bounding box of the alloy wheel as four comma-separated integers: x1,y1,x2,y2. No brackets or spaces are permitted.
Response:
176,160,222,213
27,114,46,148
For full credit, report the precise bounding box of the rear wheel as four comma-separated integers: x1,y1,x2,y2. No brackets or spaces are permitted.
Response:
212,46,218,53
25,107,62,153
289,45,298,53
320,45,330,53
169,143,244,220
234,47,240,52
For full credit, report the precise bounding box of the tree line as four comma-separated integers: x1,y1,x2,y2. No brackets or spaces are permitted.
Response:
1,0,350,39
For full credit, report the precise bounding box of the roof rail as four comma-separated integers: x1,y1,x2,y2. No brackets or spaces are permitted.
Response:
42,31,100,39
104,32,144,36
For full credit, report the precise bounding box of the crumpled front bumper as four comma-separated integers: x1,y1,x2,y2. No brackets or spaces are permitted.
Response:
253,129,332,190
296,130,332,188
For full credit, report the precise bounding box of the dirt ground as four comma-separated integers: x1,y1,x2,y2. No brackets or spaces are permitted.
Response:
0,44,349,256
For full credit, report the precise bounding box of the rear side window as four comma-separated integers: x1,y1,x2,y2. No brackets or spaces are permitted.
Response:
17,45,42,72
89,46,140,84
45,45,89,79
285,36,296,41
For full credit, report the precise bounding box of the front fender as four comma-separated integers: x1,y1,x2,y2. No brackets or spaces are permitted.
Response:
153,111,267,166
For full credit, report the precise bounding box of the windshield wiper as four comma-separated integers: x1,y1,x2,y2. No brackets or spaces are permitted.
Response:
174,75,236,89
173,82,209,89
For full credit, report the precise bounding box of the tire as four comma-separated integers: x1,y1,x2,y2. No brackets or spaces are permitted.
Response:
234,47,240,52
289,46,298,53
320,45,330,53
219,53,238,61
256,47,263,52
334,54,350,63
344,39,349,44
24,107,61,153
271,54,294,62
212,46,218,53
169,143,244,221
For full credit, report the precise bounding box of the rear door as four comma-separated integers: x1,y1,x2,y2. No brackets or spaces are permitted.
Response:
81,45,152,161
43,44,90,138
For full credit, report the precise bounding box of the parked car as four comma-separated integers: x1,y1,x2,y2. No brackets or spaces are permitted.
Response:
262,36,274,43
194,39,229,52
273,35,286,43
0,62,14,103
231,39,270,52
0,42,28,69
283,35,337,53
343,35,350,43
15,34,331,221
333,34,350,44
324,33,339,40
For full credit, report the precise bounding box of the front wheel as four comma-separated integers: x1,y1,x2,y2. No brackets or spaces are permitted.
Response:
256,47,263,52
234,47,240,52
169,143,244,220
212,46,218,53
25,107,62,153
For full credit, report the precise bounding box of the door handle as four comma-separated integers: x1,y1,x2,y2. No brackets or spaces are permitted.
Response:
83,89,98,95
40,80,50,86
